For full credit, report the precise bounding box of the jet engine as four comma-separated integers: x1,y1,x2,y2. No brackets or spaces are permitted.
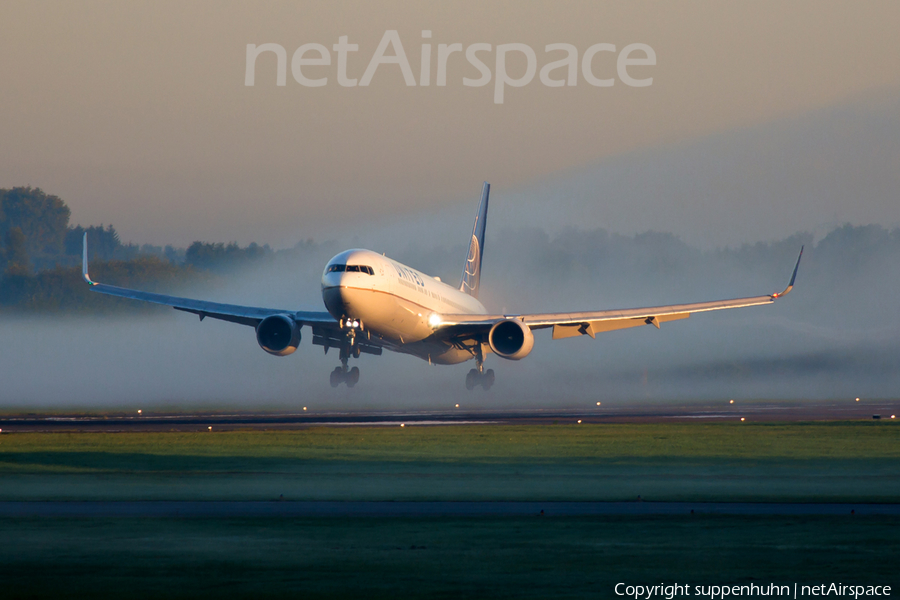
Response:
488,318,534,360
256,315,301,356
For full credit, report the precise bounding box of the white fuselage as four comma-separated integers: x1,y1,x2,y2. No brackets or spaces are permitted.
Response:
321,249,487,364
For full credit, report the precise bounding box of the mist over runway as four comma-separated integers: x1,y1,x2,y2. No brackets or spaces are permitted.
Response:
4,228,900,410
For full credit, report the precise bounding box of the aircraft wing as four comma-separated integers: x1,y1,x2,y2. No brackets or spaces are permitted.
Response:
81,233,337,328
434,247,803,341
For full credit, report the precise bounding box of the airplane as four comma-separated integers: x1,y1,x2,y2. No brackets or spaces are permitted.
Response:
82,182,803,390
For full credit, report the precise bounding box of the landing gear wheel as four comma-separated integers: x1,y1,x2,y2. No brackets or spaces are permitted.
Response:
465,369,477,391
330,367,343,388
482,369,495,391
347,366,360,388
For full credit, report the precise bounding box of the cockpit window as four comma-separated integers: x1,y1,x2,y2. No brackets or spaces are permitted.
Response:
327,264,374,275
347,265,374,275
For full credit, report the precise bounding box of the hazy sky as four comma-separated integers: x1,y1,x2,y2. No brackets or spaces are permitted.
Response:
1,1,899,247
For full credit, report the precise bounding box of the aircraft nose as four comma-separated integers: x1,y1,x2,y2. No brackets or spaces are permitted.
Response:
322,283,346,317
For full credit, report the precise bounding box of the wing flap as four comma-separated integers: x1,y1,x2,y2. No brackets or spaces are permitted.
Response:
551,312,690,340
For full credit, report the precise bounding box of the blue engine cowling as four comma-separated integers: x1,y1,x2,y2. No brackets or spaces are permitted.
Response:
256,315,301,356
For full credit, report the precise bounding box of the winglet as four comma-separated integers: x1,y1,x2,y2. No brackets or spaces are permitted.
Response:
82,232,96,285
772,246,803,298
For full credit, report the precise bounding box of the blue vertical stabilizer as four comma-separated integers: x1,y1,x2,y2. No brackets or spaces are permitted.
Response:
459,182,490,299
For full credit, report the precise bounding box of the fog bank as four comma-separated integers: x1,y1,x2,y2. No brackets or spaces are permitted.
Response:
2,223,898,410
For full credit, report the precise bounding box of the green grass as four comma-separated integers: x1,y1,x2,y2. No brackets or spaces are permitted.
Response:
2,423,898,597
1,422,898,502
3,422,899,461
1,516,897,599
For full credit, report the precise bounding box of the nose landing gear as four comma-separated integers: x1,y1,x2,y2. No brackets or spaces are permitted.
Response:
330,323,361,388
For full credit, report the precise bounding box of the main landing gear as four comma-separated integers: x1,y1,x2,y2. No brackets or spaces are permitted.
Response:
466,367,494,391
466,350,494,391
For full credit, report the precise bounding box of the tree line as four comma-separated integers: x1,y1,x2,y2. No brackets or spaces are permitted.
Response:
0,187,281,313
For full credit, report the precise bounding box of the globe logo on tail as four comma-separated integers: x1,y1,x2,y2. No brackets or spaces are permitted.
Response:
462,234,480,295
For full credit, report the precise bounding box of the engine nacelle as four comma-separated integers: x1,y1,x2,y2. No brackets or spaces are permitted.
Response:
488,318,534,360
256,315,301,356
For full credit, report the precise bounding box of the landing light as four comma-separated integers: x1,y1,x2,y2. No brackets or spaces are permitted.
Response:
740,418,745,422
596,402,601,406
428,313,442,328
856,398,860,402
729,400,734,404
577,420,582,424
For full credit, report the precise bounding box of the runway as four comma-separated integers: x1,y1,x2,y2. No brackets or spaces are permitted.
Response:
2,501,898,517
1,399,897,432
